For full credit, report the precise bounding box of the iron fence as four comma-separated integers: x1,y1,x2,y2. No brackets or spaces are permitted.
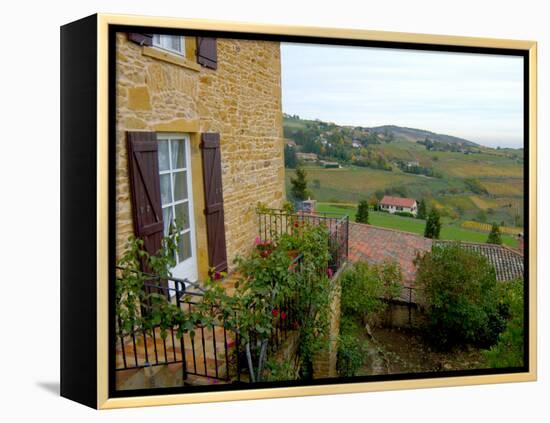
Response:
115,274,236,383
257,209,349,273
115,255,304,384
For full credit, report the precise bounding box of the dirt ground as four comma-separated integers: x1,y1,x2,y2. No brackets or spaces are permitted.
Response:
358,326,486,376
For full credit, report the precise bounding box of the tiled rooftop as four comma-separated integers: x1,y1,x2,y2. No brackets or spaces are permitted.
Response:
433,240,524,282
379,195,417,208
348,223,432,286
348,223,525,302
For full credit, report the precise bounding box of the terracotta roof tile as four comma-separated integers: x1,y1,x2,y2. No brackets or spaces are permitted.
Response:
380,195,417,208
348,223,432,286
348,223,525,303
433,240,524,282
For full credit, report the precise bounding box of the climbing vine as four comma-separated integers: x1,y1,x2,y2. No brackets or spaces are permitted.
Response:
116,207,336,383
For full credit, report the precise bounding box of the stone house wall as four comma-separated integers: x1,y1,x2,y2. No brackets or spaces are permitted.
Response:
115,33,285,279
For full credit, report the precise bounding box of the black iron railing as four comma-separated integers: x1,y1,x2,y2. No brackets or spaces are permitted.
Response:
115,255,304,384
257,209,349,273
115,274,237,383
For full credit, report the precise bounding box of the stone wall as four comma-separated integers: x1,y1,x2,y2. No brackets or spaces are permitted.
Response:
115,33,285,277
313,273,342,379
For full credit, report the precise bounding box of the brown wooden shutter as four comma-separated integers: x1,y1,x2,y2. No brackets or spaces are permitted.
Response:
127,132,164,268
201,133,228,272
196,37,218,69
127,33,153,46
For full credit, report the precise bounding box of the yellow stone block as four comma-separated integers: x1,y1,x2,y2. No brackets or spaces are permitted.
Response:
153,119,200,133
123,116,147,130
127,86,152,111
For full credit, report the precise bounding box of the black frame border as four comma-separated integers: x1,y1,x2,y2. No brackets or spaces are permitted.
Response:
107,24,531,400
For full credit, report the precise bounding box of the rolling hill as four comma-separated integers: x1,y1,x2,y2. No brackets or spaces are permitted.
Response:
368,125,479,146
283,114,524,231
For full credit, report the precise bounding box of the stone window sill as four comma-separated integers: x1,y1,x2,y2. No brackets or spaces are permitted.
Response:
142,46,201,72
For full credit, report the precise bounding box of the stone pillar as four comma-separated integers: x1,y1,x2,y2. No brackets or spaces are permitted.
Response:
312,273,342,378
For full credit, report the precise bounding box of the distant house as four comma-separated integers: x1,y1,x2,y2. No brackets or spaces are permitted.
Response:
286,139,296,148
352,140,362,148
301,198,317,213
379,195,418,216
296,152,318,162
319,160,340,168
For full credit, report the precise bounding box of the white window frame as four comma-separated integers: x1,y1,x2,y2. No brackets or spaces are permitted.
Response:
157,133,198,284
152,34,186,56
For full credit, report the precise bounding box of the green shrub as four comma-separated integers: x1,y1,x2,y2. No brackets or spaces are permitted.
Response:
337,317,368,377
484,279,524,368
341,261,402,322
264,359,298,381
424,208,441,239
487,222,503,245
415,243,505,349
356,200,370,224
417,199,427,220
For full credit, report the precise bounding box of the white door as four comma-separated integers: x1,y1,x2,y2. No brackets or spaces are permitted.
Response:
157,134,198,284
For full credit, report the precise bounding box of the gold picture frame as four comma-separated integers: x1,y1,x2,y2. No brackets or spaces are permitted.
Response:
60,13,537,409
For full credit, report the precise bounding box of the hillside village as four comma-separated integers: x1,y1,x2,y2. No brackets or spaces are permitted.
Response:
283,114,524,247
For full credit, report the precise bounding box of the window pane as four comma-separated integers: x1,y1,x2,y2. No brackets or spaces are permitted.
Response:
152,34,161,46
158,141,170,171
171,139,186,169
174,202,190,230
170,36,182,52
160,174,172,205
162,207,173,237
177,231,192,262
173,171,188,201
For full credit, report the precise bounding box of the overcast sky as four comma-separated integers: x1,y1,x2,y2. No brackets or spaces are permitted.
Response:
281,43,524,148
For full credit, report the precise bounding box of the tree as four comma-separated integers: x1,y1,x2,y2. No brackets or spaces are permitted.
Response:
290,165,309,201
487,223,503,245
483,279,524,368
417,199,427,220
415,243,505,349
424,208,441,239
284,144,297,168
368,195,379,211
355,200,370,224
340,261,402,324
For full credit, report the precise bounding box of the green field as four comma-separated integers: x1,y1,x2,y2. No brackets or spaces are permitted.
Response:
315,202,518,248
283,115,523,249
286,160,523,227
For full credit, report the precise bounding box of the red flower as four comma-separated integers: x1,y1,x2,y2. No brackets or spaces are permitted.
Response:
214,271,222,280
326,268,334,278
294,221,299,228
281,311,287,320
271,309,279,317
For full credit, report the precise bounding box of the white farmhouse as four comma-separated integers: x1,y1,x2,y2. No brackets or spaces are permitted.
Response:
379,195,418,216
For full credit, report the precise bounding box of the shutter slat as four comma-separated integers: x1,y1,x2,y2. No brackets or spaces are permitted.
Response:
127,131,164,266
196,37,218,70
200,133,228,272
